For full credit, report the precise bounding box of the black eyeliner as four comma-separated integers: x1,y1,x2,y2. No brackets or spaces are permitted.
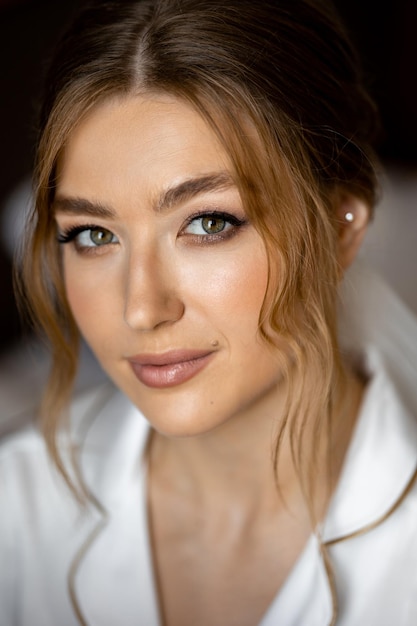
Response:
57,223,103,244
183,209,248,228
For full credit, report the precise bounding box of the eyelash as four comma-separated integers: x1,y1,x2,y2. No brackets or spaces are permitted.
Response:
181,210,247,243
57,223,118,255
56,210,247,254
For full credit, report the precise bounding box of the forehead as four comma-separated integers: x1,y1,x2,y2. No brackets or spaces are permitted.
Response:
57,93,232,205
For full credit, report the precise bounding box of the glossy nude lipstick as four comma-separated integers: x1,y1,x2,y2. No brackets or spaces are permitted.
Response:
128,349,215,388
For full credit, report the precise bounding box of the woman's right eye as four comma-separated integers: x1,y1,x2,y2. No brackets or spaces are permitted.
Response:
57,225,119,251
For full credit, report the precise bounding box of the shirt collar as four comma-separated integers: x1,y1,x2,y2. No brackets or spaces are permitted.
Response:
322,357,417,542
322,261,417,541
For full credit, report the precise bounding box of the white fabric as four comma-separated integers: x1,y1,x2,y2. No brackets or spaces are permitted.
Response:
1,261,417,626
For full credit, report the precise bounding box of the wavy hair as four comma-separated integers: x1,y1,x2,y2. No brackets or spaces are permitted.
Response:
17,0,380,508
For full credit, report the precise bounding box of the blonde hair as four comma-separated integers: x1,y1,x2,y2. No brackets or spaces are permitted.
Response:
17,0,380,505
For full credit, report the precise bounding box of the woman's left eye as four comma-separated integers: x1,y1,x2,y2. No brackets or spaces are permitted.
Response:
182,212,246,239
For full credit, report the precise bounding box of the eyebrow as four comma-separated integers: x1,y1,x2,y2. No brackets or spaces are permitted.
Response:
53,172,236,218
53,196,115,218
156,172,235,212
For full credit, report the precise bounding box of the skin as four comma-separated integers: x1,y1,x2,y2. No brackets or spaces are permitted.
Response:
55,93,368,626
56,94,283,439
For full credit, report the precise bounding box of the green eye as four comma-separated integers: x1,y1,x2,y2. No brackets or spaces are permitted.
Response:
89,228,115,245
201,216,226,234
182,211,246,239
57,225,119,250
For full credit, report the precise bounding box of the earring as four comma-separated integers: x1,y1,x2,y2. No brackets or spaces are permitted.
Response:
344,211,354,223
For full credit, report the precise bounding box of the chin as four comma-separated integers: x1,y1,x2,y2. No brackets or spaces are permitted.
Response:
144,405,230,440
126,388,236,439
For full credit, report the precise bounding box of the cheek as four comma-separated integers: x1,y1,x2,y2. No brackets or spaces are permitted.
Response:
179,240,269,333
62,255,118,345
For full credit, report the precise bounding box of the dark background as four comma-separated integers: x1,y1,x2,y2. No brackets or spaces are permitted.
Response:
0,0,416,356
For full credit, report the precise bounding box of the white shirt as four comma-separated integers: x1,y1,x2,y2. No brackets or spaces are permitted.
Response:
1,262,417,626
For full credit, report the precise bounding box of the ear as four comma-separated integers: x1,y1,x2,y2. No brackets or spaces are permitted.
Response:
336,195,370,271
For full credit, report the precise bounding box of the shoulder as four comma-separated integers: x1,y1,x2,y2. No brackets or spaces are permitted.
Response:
0,380,149,512
0,383,124,625
329,478,417,624
0,381,115,464
0,382,131,561
339,261,417,416
0,381,130,514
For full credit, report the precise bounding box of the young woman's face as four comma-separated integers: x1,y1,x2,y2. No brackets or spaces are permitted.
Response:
55,94,285,437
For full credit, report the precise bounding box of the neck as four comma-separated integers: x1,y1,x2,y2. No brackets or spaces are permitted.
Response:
148,364,364,522
150,381,287,510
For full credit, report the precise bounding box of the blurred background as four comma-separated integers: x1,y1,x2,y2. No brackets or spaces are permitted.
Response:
0,0,416,420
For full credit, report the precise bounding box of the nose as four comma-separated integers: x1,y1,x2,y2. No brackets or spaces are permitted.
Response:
123,246,185,331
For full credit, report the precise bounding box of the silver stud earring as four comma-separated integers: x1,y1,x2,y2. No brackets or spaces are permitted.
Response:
344,211,354,223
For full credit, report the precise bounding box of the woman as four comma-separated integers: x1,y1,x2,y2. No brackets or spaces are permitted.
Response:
1,0,417,624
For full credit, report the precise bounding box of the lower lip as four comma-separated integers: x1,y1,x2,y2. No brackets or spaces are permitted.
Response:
129,353,214,388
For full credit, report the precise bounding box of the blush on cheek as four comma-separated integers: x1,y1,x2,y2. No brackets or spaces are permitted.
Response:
64,279,101,344
192,249,268,318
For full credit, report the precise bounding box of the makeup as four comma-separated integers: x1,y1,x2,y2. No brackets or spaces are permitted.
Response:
128,349,215,388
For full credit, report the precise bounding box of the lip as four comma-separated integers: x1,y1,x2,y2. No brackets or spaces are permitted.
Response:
127,349,215,388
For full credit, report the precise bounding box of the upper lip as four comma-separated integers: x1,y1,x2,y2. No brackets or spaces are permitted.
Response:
127,349,215,366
